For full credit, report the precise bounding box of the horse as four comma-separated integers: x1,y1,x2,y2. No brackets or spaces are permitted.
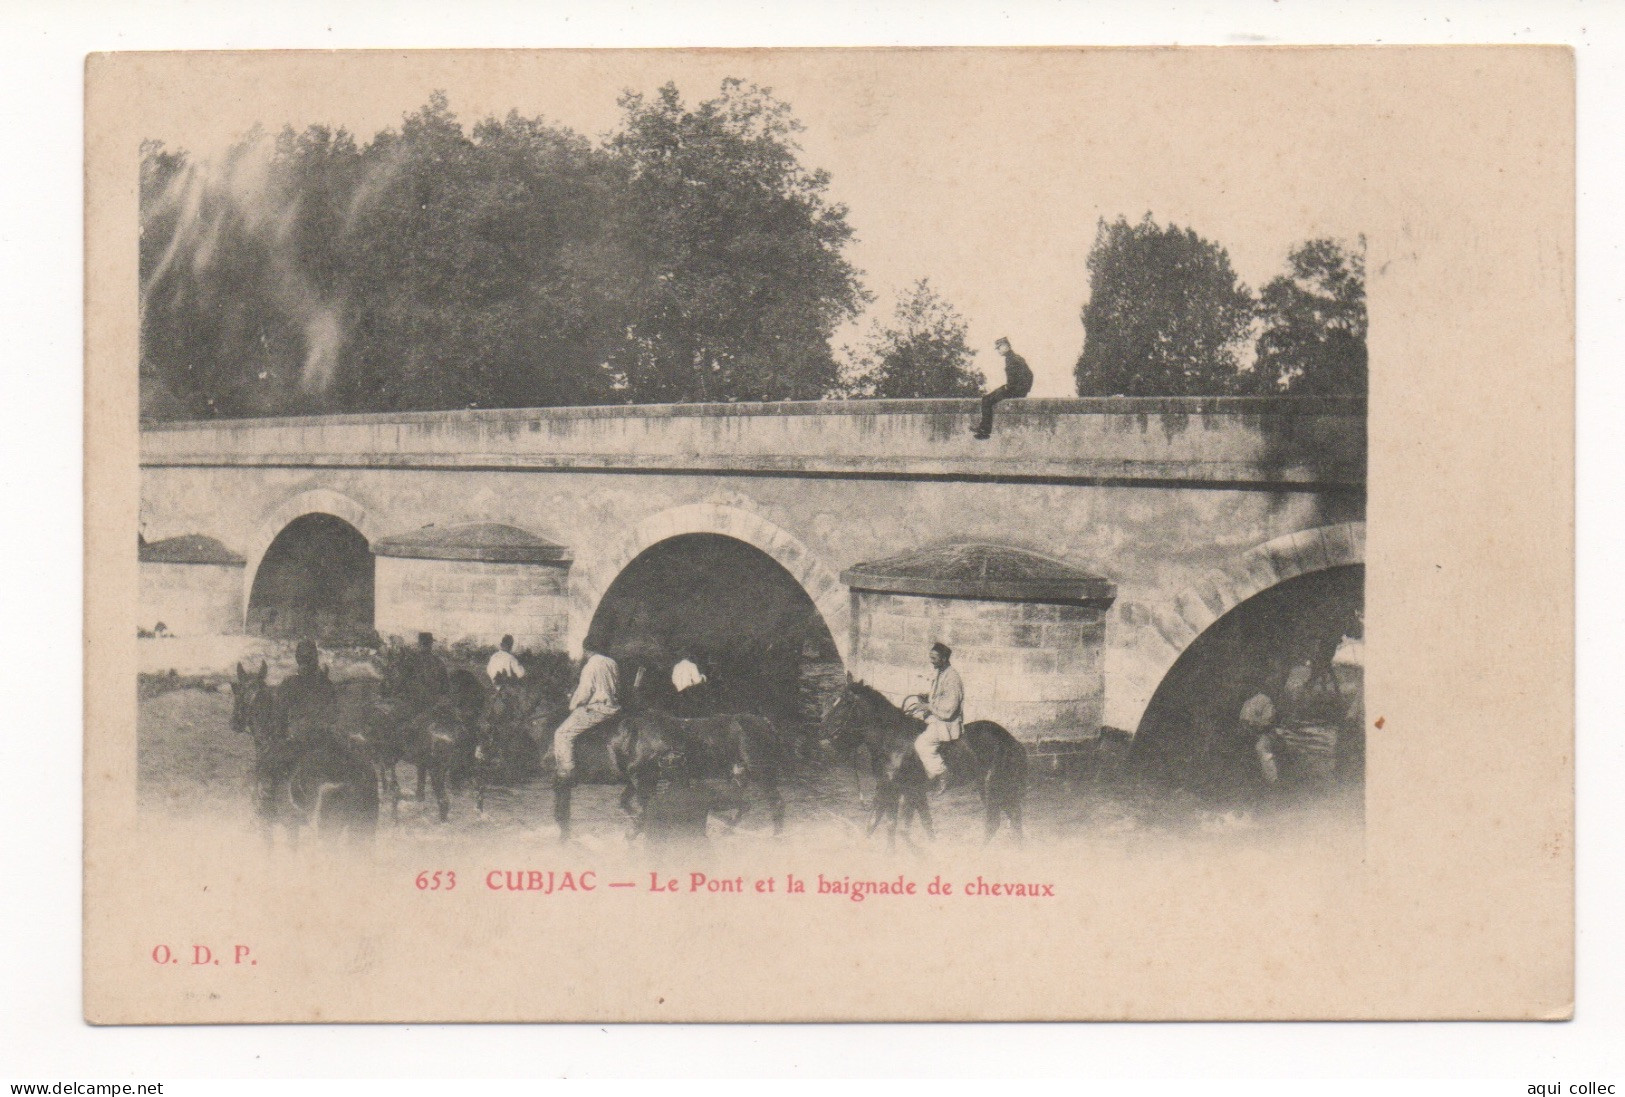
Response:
819,680,1027,843
371,649,482,823
230,660,286,832
230,660,378,842
608,709,786,837
472,672,552,812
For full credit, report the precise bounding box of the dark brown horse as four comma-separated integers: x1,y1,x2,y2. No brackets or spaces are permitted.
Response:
371,650,483,822
230,661,378,842
472,672,554,812
608,709,785,836
820,680,1027,843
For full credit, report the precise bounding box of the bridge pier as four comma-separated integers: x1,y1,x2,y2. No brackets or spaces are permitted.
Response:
371,523,573,650
844,545,1117,745
138,535,246,635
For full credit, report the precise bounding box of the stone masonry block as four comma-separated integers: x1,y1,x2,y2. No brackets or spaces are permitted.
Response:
1291,528,1331,573
1321,522,1358,569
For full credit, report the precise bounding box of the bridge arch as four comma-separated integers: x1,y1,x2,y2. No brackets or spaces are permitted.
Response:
243,488,382,637
569,502,851,664
1113,521,1365,736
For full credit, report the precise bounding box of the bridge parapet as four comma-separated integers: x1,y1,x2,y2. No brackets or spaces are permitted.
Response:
141,397,1365,488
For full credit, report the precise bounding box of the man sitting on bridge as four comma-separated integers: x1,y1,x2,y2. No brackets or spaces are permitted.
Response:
903,641,965,797
971,337,1033,440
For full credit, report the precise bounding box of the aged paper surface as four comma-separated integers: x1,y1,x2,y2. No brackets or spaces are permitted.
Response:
85,47,1573,1023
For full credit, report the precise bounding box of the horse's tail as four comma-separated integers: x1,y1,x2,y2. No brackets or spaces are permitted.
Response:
972,721,1028,798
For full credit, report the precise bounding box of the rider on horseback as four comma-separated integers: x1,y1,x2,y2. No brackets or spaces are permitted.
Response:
486,634,526,684
903,641,964,797
550,635,621,783
277,639,336,743
402,632,451,710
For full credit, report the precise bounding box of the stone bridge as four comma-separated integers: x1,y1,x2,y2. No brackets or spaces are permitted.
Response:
138,397,1365,747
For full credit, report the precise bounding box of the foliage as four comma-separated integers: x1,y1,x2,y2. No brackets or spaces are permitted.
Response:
140,82,866,419
332,95,628,413
605,80,868,402
1248,237,1367,396
838,279,984,398
1073,214,1256,396
140,133,326,419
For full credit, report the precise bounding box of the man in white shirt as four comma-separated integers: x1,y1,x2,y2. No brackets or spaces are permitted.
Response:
485,634,526,683
903,641,965,796
549,641,621,783
671,654,706,694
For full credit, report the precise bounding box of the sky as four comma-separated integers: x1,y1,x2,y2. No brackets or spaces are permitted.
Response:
138,49,1370,396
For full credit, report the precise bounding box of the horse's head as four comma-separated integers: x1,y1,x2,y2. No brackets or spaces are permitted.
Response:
230,660,271,736
818,683,865,754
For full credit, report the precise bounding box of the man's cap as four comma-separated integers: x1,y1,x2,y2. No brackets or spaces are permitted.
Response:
994,336,1011,347
295,639,319,664
500,634,514,649
417,631,434,647
930,641,952,658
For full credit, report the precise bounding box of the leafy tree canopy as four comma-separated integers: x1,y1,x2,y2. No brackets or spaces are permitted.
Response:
1074,214,1256,397
1249,237,1367,396
140,82,865,419
606,79,868,403
838,279,984,399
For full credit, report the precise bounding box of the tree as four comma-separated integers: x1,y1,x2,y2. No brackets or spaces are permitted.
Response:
140,131,322,419
606,79,868,403
1249,237,1367,395
139,82,869,419
141,95,632,418
335,94,627,412
1074,214,1255,396
840,279,984,398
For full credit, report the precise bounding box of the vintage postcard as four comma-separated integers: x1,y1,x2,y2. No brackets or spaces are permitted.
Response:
85,47,1573,1022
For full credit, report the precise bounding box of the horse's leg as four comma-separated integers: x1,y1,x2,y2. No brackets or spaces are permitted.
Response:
982,771,1001,842
376,762,394,822
634,767,659,819
254,774,276,848
415,762,427,802
1006,796,1025,842
915,789,936,841
865,779,889,837
434,759,450,823
552,775,573,842
880,780,903,848
762,774,785,837
313,782,335,836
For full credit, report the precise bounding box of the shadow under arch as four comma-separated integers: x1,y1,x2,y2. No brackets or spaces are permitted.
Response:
584,532,845,733
569,502,851,663
1129,564,1364,805
246,512,375,643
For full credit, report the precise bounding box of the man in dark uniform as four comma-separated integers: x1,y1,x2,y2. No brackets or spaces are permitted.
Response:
253,639,336,830
972,337,1034,439
277,638,337,743
400,631,451,713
